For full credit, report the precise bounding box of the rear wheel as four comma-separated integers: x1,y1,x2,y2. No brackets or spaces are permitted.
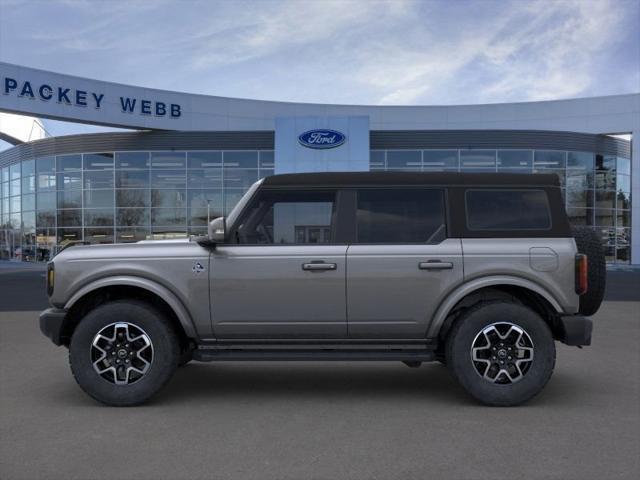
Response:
446,301,555,406
69,300,180,406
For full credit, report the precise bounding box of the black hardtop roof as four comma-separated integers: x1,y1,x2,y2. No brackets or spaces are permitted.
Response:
262,171,561,188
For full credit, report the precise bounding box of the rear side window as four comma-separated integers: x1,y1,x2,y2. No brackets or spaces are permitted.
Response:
465,189,551,231
356,189,446,243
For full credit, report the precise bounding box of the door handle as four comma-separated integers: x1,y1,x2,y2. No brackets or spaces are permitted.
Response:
302,262,337,272
419,261,453,270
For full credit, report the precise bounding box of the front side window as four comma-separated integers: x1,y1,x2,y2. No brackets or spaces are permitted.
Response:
356,189,446,243
466,189,551,231
235,190,336,245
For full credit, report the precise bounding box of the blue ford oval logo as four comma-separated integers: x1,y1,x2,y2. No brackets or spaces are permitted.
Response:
298,129,346,149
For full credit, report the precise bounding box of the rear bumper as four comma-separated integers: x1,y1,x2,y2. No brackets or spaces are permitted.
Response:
39,308,68,346
558,315,593,346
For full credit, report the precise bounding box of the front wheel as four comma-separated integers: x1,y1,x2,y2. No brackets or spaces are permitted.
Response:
445,301,555,406
69,300,180,406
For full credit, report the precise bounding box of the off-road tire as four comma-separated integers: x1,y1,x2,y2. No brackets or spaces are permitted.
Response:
445,301,556,406
572,226,606,316
69,300,180,406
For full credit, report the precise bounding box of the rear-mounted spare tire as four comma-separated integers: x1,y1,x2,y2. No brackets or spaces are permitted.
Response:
572,226,606,316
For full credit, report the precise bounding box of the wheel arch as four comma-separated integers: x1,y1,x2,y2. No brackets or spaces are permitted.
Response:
428,276,563,340
60,276,197,346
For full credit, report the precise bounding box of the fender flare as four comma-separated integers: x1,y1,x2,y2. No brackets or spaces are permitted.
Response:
426,275,563,338
64,275,197,338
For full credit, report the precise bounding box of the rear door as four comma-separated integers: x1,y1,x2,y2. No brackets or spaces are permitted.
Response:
346,188,463,338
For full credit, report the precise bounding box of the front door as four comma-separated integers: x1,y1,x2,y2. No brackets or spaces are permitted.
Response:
210,188,347,338
346,188,463,338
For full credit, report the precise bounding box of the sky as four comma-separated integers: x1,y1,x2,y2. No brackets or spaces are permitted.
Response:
0,0,638,142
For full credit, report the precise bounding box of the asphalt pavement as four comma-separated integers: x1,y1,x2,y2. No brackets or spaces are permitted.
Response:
1,264,639,479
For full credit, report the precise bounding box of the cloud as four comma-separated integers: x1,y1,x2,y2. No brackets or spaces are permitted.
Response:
0,0,637,106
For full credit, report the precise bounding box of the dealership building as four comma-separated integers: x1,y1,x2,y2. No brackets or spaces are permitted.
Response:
0,62,638,264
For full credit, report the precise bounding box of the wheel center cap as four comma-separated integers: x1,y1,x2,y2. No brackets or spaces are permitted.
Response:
497,349,507,359
117,348,128,359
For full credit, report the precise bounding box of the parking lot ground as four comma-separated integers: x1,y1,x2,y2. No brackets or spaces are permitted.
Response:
1,267,639,480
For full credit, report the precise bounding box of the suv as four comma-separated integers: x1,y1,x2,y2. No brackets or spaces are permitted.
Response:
40,172,605,406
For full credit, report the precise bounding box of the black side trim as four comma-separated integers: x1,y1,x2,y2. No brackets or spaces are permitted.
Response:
39,308,68,346
193,349,436,362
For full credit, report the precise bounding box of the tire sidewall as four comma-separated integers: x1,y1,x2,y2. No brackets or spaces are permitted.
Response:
447,302,556,406
69,301,179,406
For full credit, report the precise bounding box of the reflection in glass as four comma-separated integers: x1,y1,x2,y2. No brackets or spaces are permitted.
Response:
259,151,274,168
36,157,55,174
85,228,114,244
116,152,149,169
117,208,149,226
497,150,532,169
423,150,458,170
534,151,566,169
83,153,114,170
187,169,222,188
223,151,258,169
151,208,187,226
57,228,82,244
58,189,82,209
567,151,594,169
151,189,185,208
57,209,82,227
84,209,115,227
57,155,82,171
84,170,114,189
150,152,186,168
21,176,36,194
188,151,222,169
22,194,35,211
370,151,385,169
223,169,258,189
84,190,114,209
386,151,421,169
116,170,149,188
117,189,149,208
460,150,496,169
57,171,82,190
22,159,35,177
151,170,186,189
116,227,150,243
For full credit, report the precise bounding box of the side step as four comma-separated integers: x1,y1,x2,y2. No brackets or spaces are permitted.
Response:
193,348,436,362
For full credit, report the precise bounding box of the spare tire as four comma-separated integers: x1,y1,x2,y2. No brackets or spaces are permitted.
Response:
572,226,606,316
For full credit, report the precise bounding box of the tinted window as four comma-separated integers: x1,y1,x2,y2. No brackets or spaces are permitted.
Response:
356,189,445,243
236,190,335,244
466,189,551,230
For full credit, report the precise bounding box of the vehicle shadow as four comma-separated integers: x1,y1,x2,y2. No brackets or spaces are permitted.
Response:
155,362,588,407
158,361,470,405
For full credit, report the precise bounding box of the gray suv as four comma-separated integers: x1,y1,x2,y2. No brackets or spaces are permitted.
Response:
39,172,605,406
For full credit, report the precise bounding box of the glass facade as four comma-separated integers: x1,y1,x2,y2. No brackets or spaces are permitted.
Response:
0,150,274,261
371,149,632,264
0,147,631,264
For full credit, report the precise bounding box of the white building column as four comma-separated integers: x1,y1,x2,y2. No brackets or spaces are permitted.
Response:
631,129,639,265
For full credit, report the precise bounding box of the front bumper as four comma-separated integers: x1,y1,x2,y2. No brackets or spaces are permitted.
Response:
39,308,68,346
558,315,593,346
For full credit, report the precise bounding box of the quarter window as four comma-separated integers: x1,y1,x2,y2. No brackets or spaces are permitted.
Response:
356,189,446,243
236,190,336,244
465,189,551,231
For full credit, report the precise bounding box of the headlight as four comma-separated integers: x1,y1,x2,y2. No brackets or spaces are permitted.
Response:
47,262,55,296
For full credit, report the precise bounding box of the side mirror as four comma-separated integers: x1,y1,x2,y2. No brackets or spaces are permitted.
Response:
208,216,226,243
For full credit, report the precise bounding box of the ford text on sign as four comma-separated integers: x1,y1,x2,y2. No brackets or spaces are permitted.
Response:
298,129,346,149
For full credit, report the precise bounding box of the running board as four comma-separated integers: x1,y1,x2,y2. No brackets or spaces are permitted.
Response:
192,348,436,362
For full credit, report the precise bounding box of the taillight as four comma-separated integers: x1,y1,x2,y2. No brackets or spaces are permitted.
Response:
575,254,588,295
47,262,55,296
